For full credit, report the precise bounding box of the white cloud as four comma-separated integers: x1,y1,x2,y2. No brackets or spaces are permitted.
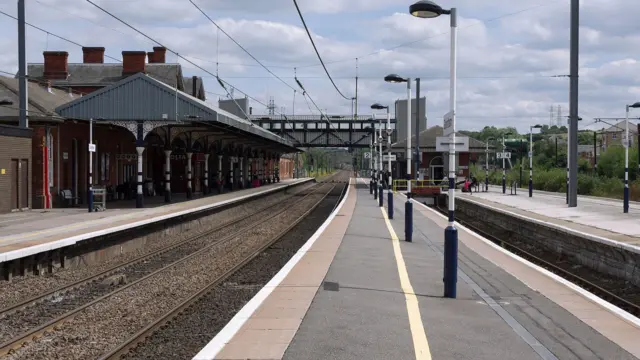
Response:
0,0,639,133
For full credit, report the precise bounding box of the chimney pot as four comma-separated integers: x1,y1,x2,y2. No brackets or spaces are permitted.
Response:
122,51,147,75
82,47,105,63
43,51,69,80
152,47,166,63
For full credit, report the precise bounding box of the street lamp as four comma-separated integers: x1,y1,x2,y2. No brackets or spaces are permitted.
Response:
372,103,394,218
384,73,413,242
369,139,374,194
373,123,379,200
529,125,542,197
502,132,512,194
624,102,640,213
566,116,582,204
484,137,495,192
410,0,458,299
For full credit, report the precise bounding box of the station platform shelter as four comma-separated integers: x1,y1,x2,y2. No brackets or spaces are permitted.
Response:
0,72,299,211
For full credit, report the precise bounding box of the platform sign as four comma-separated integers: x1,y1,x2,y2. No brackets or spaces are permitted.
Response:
496,152,511,159
364,152,371,159
443,111,454,137
382,154,397,162
436,136,469,152
88,143,96,152
528,151,533,158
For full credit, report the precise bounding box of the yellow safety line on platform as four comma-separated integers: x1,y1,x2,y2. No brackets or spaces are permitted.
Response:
380,207,432,360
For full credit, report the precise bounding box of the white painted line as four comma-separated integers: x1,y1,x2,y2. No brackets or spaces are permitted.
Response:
403,194,640,329
193,178,353,360
0,179,313,263
448,194,640,255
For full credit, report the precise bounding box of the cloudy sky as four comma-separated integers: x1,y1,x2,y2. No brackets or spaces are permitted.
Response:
1,0,639,133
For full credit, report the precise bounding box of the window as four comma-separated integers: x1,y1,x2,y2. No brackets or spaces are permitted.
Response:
612,133,617,139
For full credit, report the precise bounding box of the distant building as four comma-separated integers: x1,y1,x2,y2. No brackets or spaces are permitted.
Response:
601,120,639,151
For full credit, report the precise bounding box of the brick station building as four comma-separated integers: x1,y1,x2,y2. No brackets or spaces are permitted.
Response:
0,46,297,210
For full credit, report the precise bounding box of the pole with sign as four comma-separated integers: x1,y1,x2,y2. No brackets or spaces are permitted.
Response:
88,118,95,212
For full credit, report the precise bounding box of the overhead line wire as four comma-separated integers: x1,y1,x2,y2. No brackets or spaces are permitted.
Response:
291,0,352,101
0,9,121,62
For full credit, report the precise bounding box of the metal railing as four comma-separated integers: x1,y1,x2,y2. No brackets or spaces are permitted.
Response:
392,179,447,193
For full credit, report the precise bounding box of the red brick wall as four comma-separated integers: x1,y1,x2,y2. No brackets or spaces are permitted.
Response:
53,122,136,206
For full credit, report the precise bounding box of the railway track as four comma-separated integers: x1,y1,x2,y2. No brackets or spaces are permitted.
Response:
100,181,344,360
0,180,336,358
433,203,640,318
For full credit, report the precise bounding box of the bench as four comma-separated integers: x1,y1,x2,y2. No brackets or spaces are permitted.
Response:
59,189,78,207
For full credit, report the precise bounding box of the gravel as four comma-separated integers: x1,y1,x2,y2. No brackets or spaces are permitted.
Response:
0,187,313,344
123,184,345,360
0,187,307,310
5,183,336,360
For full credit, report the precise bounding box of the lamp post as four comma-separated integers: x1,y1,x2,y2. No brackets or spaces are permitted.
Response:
373,125,379,200
88,118,94,212
566,116,582,204
384,73,413,242
410,0,458,298
369,141,374,194
484,137,495,192
372,103,394,217
624,102,640,213
529,125,542,197
502,132,512,194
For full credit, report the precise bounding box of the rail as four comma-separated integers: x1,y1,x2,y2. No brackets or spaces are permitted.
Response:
0,181,333,356
432,203,640,318
392,179,445,196
98,183,339,360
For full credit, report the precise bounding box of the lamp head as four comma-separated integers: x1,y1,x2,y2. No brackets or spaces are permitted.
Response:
532,124,542,129
0,100,14,106
371,103,388,110
410,0,445,18
630,102,640,109
384,74,407,83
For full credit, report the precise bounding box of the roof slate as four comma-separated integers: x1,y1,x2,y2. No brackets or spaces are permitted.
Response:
26,63,185,90
0,75,79,120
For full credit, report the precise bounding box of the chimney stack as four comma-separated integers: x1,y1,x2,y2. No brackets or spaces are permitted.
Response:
82,47,105,63
192,75,198,98
122,51,146,75
43,51,69,80
153,47,166,63
147,52,156,63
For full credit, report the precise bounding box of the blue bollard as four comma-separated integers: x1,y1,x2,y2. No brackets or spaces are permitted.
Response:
379,185,383,207
502,176,506,194
444,226,458,298
388,191,394,219
405,198,413,242
374,181,378,200
529,178,533,197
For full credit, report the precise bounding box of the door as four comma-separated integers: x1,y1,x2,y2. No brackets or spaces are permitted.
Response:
20,159,28,209
11,159,19,211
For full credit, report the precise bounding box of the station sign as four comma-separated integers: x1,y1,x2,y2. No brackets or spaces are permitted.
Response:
364,152,372,159
443,111,454,137
382,154,397,162
496,152,511,159
435,136,469,152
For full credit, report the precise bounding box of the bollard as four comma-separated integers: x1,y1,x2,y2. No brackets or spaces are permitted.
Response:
485,176,488,192
370,180,373,194
502,176,506,194
529,177,533,197
374,181,378,200
405,196,413,242
379,184,384,207
443,226,458,298
388,191,394,219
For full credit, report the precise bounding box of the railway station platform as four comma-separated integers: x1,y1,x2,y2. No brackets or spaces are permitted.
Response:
460,185,640,246
194,178,640,360
0,178,313,263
